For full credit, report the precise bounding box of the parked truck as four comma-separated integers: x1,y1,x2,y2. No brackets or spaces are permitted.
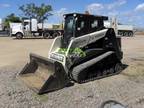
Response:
104,17,134,37
10,18,63,39
0,18,4,31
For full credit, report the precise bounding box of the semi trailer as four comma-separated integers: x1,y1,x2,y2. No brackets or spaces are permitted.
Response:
10,19,63,39
104,17,134,37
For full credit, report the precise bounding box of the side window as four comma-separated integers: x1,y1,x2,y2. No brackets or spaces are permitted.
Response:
76,18,88,37
77,21,85,30
89,19,98,33
91,20,98,28
80,21,85,28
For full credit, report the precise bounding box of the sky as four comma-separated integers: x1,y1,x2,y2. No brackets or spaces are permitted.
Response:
0,0,144,27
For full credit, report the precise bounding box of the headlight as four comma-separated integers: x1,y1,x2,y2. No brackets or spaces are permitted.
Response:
50,53,64,62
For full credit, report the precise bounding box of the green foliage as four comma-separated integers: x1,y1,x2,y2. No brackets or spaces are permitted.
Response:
58,48,67,54
19,3,53,23
73,48,86,57
4,13,21,28
58,48,86,57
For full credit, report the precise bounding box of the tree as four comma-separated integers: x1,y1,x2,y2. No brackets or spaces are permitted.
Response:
19,3,53,23
4,13,21,28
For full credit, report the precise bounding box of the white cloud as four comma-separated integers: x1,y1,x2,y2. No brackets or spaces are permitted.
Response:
0,3,10,8
107,0,127,10
87,3,104,13
49,8,68,23
86,0,127,15
135,3,144,11
55,8,67,17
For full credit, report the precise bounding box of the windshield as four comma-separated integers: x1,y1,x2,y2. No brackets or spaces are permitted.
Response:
62,16,75,48
64,16,74,34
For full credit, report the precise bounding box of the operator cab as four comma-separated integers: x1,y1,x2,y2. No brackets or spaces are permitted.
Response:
62,13,108,47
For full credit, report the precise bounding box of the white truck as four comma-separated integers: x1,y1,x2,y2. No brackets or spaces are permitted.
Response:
10,19,63,39
104,17,134,37
0,18,4,31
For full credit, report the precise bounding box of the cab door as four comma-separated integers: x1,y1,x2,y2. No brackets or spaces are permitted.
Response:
75,16,89,37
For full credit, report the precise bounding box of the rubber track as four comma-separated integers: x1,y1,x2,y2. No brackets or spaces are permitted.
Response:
79,63,122,83
71,51,123,83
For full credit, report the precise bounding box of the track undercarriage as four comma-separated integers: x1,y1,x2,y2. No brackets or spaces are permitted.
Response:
71,51,123,83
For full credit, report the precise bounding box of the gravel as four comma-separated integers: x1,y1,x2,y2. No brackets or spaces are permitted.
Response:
0,36,144,108
0,58,144,108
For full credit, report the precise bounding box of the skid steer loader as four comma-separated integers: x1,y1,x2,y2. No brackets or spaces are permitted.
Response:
19,13,123,94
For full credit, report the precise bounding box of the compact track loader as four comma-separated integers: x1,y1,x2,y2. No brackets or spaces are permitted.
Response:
19,13,123,94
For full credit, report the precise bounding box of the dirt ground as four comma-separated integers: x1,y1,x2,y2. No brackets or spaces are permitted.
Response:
0,36,144,108
135,32,144,35
0,38,52,67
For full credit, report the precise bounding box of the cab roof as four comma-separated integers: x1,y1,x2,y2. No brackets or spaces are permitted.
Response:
64,13,108,20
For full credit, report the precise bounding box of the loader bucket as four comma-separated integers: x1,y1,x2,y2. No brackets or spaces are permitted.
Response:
19,53,70,95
